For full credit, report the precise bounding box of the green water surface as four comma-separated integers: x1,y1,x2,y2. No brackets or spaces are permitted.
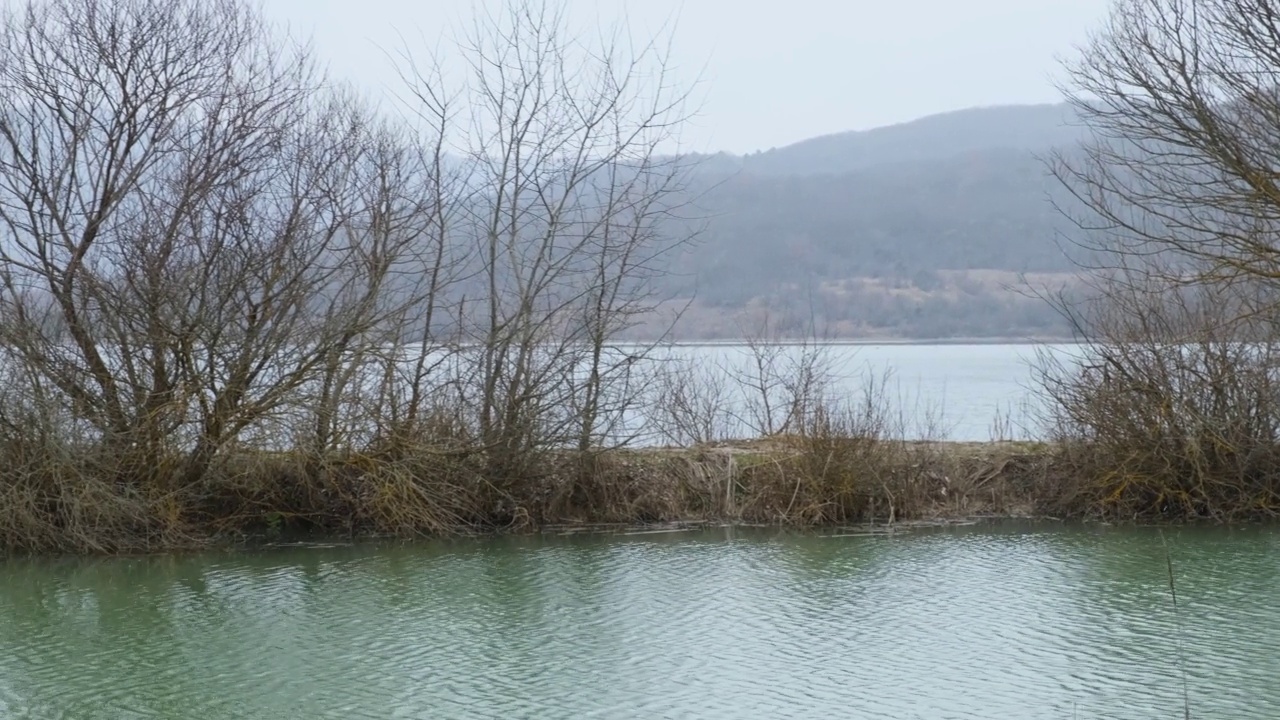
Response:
2,523,1278,719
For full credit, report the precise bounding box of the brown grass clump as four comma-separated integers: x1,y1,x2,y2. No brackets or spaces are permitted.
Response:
531,451,718,525
1035,331,1280,521
725,436,1051,526
0,425,1054,556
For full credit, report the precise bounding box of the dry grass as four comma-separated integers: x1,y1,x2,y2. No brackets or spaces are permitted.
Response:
0,428,1061,555
1035,324,1280,521
0,323,1070,555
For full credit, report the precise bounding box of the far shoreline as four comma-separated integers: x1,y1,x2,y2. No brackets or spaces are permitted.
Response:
641,337,1080,347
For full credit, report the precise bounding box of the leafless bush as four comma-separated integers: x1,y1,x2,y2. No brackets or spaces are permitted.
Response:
642,322,840,447
1038,0,1280,519
724,315,838,437
729,370,948,524
1036,281,1280,519
646,355,737,446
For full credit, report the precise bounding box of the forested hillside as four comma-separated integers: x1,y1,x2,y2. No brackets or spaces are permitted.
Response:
656,103,1094,340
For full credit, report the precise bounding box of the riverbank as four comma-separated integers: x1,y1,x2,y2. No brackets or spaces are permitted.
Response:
651,337,1076,347
1,437,1067,555
6,430,1277,555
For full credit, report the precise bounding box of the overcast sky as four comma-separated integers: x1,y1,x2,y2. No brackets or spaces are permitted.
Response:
263,0,1113,154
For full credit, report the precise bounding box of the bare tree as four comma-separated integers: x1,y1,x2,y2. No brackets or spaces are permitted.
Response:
301,115,451,457
1040,0,1280,518
0,0,408,489
0,0,705,548
395,0,699,476
1052,0,1280,309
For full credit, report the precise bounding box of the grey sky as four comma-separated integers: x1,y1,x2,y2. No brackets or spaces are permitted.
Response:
264,0,1113,154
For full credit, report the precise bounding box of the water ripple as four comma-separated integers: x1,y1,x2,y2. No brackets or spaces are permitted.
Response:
2,525,1279,719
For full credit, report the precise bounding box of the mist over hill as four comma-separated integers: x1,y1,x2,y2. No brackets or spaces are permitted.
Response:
653,103,1094,341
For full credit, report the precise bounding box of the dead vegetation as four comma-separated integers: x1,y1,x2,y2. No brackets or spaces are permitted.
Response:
1034,0,1280,522
12,0,1280,555
0,417,1060,555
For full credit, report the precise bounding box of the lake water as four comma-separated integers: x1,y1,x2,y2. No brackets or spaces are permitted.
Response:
656,342,1070,442
3,524,1279,719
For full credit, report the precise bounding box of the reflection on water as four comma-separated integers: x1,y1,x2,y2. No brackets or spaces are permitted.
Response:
2,524,1278,719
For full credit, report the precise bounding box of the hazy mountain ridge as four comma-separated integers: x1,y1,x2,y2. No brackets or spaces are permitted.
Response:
740,103,1086,175
662,103,1091,340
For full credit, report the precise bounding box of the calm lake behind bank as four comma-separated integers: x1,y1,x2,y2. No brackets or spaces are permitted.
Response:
641,342,1068,442
3,523,1279,719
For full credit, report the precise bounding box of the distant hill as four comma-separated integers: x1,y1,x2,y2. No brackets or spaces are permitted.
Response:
651,103,1093,341
740,103,1084,176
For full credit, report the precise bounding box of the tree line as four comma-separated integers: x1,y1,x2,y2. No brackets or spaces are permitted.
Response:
0,0,705,549
3,0,1280,553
